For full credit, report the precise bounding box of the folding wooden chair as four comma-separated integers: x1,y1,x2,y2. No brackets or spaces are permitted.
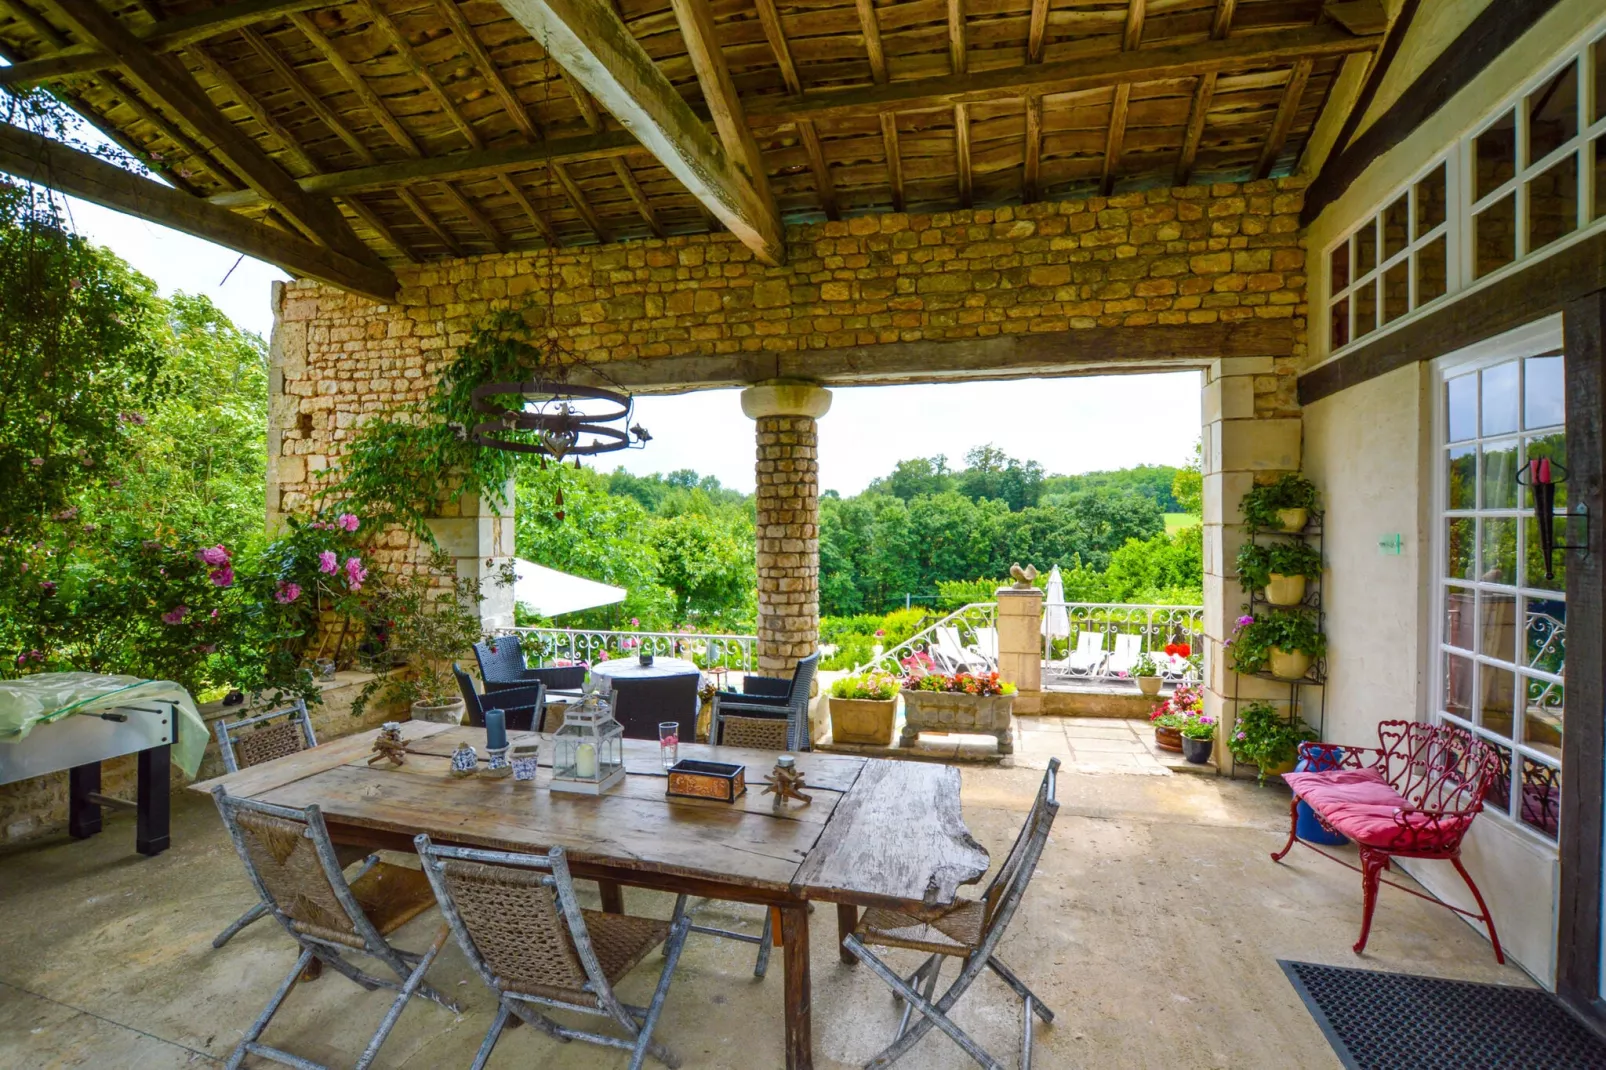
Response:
415,835,692,1070
842,758,1061,1069
211,788,458,1070
211,700,373,949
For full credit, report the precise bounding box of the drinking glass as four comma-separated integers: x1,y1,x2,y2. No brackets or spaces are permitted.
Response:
659,722,680,768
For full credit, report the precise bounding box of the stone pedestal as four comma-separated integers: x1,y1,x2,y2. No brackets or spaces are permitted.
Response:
742,381,831,676
995,586,1044,713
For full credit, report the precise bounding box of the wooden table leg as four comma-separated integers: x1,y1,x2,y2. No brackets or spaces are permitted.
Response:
781,901,812,1070
135,743,171,857
598,880,625,914
836,904,858,965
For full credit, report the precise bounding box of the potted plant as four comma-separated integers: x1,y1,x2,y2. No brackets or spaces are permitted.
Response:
828,670,901,746
1235,541,1323,606
352,549,491,724
1227,611,1326,680
1132,650,1163,696
1228,701,1318,782
1149,686,1201,752
1178,711,1218,764
899,669,1016,754
1241,473,1319,532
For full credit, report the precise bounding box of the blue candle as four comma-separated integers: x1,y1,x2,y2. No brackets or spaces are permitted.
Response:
484,707,507,750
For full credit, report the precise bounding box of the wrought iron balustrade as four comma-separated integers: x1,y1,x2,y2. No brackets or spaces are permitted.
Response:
509,627,757,672
1042,602,1204,684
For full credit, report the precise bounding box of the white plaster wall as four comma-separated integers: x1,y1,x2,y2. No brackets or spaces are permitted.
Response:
1301,362,1428,745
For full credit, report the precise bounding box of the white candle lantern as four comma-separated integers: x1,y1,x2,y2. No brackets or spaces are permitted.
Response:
550,683,625,795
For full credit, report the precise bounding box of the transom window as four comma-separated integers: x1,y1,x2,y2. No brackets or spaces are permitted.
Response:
1327,23,1606,355
1436,346,1565,840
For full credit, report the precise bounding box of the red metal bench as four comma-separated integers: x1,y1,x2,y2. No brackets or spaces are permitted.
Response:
1271,719,1504,963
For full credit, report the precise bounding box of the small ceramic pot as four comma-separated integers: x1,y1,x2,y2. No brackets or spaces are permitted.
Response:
1264,573,1307,606
449,742,478,778
1181,736,1214,764
484,745,512,779
511,742,541,781
1269,647,1312,680
1154,725,1183,752
1276,507,1309,533
1136,675,1164,696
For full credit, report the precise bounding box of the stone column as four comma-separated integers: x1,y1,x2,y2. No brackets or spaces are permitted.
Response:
741,380,832,676
994,584,1044,714
424,479,517,632
1200,357,1303,765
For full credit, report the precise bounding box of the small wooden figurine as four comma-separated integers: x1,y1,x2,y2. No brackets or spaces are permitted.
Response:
762,754,813,807
367,722,407,767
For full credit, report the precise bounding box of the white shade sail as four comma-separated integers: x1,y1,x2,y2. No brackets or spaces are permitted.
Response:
514,559,627,618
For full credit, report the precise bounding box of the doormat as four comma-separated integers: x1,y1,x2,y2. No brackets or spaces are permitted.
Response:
1280,960,1606,1070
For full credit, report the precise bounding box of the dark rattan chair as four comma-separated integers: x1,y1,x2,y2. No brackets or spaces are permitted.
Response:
416,835,692,1070
453,663,546,732
709,652,819,753
843,758,1060,1069
610,673,699,742
212,789,457,1070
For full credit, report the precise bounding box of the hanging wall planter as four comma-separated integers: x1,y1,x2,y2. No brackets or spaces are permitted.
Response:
1240,474,1319,532
1265,573,1307,606
1268,647,1312,681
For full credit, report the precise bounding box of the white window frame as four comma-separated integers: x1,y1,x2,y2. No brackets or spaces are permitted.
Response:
1430,316,1565,847
1324,18,1606,358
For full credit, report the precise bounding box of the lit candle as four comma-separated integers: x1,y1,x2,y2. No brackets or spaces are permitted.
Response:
575,742,598,778
484,708,507,750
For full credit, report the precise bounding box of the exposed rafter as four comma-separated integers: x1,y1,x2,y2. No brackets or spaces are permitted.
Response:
797,120,838,220
1026,0,1048,64
430,0,541,140
1254,58,1313,179
880,112,903,211
947,0,966,75
1176,0,1237,184
497,0,784,263
610,157,663,237
855,0,887,83
1022,94,1040,202
0,120,397,299
0,0,328,87
551,160,607,242
753,0,833,221
953,103,971,207
1099,0,1146,196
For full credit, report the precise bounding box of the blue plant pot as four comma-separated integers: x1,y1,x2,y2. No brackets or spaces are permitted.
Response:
1294,746,1348,846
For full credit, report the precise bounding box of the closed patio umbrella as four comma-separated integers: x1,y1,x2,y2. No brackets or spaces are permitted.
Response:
513,559,627,617
1042,565,1070,638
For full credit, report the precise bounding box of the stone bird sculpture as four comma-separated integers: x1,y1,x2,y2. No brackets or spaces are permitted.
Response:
1009,563,1038,589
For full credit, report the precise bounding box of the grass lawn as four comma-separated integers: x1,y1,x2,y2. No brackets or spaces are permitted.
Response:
1164,512,1201,533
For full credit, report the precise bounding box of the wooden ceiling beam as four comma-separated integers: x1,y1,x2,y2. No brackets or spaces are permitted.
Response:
953,103,971,207
551,160,608,242
1123,0,1147,51
496,0,784,263
880,112,903,211
0,0,328,87
1176,0,1233,185
797,119,838,220
0,119,396,299
560,69,606,133
753,0,801,95
498,173,561,245
855,0,887,84
947,0,966,74
431,0,542,141
747,23,1376,124
753,0,832,222
41,0,379,266
1253,57,1312,180
1026,0,1048,64
611,157,663,236
1099,0,1146,196
1022,94,1040,202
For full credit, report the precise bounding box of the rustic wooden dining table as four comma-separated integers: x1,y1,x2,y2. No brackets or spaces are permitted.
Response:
193,720,990,1069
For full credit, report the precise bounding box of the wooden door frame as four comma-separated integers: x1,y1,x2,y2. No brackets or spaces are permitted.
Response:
1557,290,1606,1026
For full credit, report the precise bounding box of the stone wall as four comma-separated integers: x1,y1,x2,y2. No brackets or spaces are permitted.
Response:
268,177,1310,523
753,414,820,675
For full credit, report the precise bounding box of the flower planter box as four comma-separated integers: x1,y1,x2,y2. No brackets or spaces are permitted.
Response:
901,691,1014,754
411,698,465,724
1136,675,1163,697
1181,736,1214,764
1268,647,1312,680
1276,507,1308,532
828,697,898,747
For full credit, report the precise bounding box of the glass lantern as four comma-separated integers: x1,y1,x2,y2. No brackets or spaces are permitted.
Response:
550,684,625,795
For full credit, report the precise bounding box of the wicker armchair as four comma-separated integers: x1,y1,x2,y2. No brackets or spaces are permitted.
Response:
710,652,819,753
475,635,586,695
453,663,546,732
1273,719,1503,961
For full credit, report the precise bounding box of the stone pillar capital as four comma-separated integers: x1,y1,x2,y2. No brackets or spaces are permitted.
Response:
740,379,832,420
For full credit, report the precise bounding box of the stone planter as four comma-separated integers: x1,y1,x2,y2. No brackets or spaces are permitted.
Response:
1268,647,1312,681
1264,573,1307,606
411,698,465,724
1276,507,1309,532
1136,675,1163,697
829,696,898,747
1154,725,1183,752
1181,736,1214,764
900,691,1014,754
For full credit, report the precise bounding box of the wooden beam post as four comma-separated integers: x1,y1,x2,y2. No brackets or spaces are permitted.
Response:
0,121,397,300
1175,0,1236,185
496,0,784,263
1254,58,1312,180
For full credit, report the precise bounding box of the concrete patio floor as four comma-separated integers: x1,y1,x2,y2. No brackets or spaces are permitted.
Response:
0,717,1530,1069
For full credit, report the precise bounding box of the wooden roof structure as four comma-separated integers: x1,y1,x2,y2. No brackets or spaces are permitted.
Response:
0,0,1383,299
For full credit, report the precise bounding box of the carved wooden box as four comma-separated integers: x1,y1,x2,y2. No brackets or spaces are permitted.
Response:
665,760,746,803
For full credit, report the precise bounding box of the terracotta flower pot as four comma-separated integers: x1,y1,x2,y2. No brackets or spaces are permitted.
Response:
1154,725,1183,752
1268,647,1312,680
1276,507,1309,533
411,698,465,724
1136,675,1163,696
1181,736,1214,764
1264,573,1307,606
829,696,898,747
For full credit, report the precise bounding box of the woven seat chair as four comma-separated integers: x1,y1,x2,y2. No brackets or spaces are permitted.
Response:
415,835,692,1070
474,635,588,696
211,789,457,1070
210,701,372,949
843,758,1061,1070
710,651,819,753
453,663,545,731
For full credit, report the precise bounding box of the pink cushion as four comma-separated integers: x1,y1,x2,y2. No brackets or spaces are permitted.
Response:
1283,767,1472,851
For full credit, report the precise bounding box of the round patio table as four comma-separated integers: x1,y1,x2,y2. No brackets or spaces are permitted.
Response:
588,657,701,742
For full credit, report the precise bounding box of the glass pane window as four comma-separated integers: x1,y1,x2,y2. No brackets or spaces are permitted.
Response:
1383,261,1409,323
1447,445,1475,509
1330,241,1350,290
1481,362,1520,436
1480,440,1519,508
1475,111,1517,201
1519,759,1561,836
1355,217,1378,276
1383,194,1410,259
1447,374,1477,442
1416,235,1448,307
1329,296,1350,350
1474,193,1516,278
1595,35,1606,123
1527,154,1578,253
1526,62,1578,164
1354,277,1377,339
1416,164,1447,235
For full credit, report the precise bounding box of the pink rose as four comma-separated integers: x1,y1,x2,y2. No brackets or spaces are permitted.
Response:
318,550,338,574
274,582,302,604
344,556,367,591
209,566,234,587
198,544,230,566
337,513,360,533
162,606,189,625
